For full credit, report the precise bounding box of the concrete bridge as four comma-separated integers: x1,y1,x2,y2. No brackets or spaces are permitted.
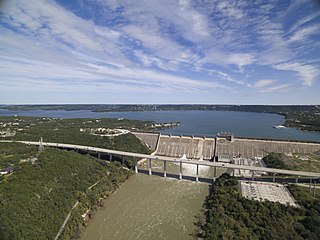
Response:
2,140,320,182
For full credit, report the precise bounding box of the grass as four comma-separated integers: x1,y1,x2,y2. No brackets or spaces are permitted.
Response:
287,153,320,172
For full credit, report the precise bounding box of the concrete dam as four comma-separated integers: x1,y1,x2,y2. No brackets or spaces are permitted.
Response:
133,132,320,160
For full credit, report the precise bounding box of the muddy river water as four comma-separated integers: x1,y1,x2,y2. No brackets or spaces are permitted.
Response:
81,172,210,240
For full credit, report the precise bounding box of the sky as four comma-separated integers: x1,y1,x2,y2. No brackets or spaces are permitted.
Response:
0,0,320,104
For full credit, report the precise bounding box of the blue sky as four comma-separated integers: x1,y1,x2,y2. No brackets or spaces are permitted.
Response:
0,0,319,104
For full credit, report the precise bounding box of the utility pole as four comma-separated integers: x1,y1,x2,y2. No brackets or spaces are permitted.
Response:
38,137,45,153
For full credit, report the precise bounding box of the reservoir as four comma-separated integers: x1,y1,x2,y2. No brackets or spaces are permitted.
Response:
0,109,319,141
81,173,209,240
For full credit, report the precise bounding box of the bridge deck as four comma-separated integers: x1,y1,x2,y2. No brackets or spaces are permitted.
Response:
2,140,320,178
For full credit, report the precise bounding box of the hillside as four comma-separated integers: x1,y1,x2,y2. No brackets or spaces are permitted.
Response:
0,116,152,239
0,143,133,239
1,116,151,154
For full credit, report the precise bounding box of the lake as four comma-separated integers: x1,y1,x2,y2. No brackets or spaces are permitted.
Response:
0,109,319,141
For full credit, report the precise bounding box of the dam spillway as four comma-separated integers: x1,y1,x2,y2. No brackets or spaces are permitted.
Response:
133,132,320,159
216,138,320,158
155,135,215,160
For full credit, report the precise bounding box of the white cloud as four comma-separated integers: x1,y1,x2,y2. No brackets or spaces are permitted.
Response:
260,84,291,93
254,79,274,88
216,1,244,19
123,25,185,61
201,49,255,69
205,69,247,86
289,25,320,43
177,0,210,40
289,11,320,34
0,0,319,103
86,63,228,90
274,62,318,86
0,49,228,94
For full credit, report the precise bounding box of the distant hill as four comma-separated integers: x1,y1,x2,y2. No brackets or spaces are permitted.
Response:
2,104,319,114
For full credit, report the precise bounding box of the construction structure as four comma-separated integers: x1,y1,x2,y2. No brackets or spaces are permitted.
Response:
240,181,298,207
133,132,320,161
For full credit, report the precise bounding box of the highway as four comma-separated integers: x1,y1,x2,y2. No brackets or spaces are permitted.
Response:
2,140,320,178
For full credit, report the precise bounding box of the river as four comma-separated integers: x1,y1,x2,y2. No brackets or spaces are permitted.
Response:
0,109,319,141
81,174,209,240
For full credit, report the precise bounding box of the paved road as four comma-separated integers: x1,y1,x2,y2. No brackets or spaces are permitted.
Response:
2,140,320,178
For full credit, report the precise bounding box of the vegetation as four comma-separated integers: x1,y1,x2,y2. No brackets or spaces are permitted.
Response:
0,142,38,169
0,117,154,239
285,112,320,132
2,104,319,114
0,144,132,240
288,185,320,239
0,116,153,170
0,116,151,153
196,174,320,240
263,152,289,169
263,152,320,172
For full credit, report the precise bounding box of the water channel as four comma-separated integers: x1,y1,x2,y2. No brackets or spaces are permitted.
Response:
81,160,224,240
81,173,209,240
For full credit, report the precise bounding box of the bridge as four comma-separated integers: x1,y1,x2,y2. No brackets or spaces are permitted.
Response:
2,140,320,182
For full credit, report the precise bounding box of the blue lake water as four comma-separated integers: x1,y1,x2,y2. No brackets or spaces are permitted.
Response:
0,109,319,141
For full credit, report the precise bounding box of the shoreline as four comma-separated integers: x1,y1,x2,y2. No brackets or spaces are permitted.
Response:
1,107,319,133
76,170,135,239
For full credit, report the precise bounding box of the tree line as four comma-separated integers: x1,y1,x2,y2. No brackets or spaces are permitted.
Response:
196,173,320,240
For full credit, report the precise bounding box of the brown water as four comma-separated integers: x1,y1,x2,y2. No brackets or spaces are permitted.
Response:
81,173,210,240
138,159,227,181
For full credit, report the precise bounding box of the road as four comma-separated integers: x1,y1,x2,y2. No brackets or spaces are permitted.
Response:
2,140,320,178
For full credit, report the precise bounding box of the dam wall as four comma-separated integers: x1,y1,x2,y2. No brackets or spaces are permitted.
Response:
155,135,215,160
133,132,320,159
132,132,160,152
217,138,320,158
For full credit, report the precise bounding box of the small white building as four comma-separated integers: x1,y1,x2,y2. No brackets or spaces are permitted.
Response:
0,166,14,175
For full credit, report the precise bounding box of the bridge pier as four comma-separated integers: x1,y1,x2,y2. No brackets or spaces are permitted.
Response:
122,155,125,165
251,171,255,181
313,181,316,197
135,158,138,174
163,161,167,178
273,173,276,182
295,176,299,183
196,164,199,182
97,152,101,159
148,159,152,175
109,154,112,161
179,160,182,180
309,178,312,193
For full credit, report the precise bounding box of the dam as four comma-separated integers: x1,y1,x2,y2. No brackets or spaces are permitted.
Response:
133,132,320,160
